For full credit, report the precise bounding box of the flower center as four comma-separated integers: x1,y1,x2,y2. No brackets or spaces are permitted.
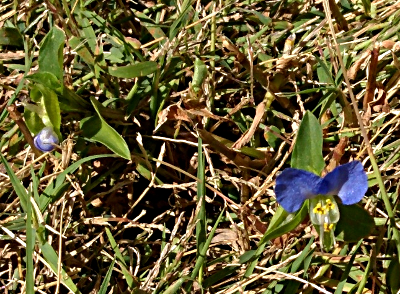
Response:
309,196,340,230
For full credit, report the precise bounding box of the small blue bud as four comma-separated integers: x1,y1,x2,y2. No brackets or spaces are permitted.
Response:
33,127,59,152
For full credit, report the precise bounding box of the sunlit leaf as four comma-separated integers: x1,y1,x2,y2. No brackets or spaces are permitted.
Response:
108,61,158,78
80,97,130,160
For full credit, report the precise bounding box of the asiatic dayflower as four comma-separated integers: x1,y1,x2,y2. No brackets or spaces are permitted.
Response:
33,127,59,152
275,161,368,248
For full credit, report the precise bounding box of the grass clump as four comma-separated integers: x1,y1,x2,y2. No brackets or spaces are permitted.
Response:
1,0,400,293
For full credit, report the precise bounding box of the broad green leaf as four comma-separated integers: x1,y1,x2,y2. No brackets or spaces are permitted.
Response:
335,204,374,242
39,27,65,81
133,10,166,40
0,27,23,46
291,111,325,175
24,108,46,135
265,206,288,232
60,87,91,110
40,242,81,294
26,72,62,92
192,58,207,93
69,36,95,66
316,55,335,85
25,84,61,138
241,9,272,25
108,61,158,78
75,13,97,52
80,97,130,160
26,72,90,111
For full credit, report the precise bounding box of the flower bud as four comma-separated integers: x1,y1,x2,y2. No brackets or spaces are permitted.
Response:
33,127,59,152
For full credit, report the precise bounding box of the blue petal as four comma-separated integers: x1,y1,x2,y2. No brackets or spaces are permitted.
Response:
275,169,322,213
34,127,59,152
318,161,368,205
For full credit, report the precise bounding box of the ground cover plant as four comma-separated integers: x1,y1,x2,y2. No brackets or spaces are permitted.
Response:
1,0,400,293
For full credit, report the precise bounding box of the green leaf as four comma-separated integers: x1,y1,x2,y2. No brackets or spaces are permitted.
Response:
164,277,191,294
195,137,206,282
69,36,95,66
335,204,374,242
265,206,288,232
316,55,335,85
291,111,325,175
39,27,65,81
39,154,119,211
108,61,158,78
0,27,23,46
335,240,362,294
99,258,116,294
192,58,207,93
387,258,400,294
0,154,29,212
244,203,308,282
80,97,130,160
26,72,62,92
26,168,36,294
105,228,135,288
40,242,82,294
133,10,166,40
169,0,193,40
26,72,90,112
186,209,225,292
24,108,46,135
25,84,61,138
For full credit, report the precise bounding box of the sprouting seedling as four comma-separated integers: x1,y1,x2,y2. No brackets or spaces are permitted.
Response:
33,127,59,152
274,161,368,249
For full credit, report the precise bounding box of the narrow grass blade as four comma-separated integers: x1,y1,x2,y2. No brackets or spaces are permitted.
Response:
0,154,29,211
25,181,34,294
244,203,308,280
99,258,116,294
334,239,362,294
40,242,81,294
195,136,206,283
105,228,135,288
40,154,120,211
186,208,225,291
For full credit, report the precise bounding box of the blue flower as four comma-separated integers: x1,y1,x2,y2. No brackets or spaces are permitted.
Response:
275,161,368,213
33,127,59,152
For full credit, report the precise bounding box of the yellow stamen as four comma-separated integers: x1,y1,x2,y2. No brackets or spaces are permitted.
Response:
324,223,334,232
313,202,325,214
324,199,335,211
